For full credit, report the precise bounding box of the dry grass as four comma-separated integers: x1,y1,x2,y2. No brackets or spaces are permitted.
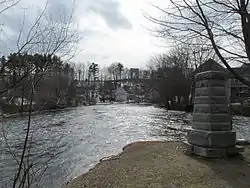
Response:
63,141,250,188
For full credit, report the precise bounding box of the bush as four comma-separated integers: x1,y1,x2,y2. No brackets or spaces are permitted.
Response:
2,104,21,114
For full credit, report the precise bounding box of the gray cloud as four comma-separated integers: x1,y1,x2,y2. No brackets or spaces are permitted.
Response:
46,0,132,30
47,0,74,24
1,0,132,35
0,0,76,54
84,0,132,30
82,52,110,61
0,0,132,55
0,14,20,32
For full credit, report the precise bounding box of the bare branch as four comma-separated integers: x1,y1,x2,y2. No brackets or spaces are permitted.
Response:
0,0,20,15
146,0,250,87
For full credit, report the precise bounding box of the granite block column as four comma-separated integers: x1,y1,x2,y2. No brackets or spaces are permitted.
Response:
187,71,244,157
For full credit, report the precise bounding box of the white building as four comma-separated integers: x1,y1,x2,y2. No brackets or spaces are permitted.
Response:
114,87,128,102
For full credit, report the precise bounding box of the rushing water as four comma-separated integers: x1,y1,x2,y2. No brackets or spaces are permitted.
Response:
1,104,250,188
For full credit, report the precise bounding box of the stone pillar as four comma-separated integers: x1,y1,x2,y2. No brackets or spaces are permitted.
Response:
186,71,244,158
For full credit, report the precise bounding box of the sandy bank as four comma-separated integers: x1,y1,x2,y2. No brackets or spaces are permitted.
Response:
63,141,250,188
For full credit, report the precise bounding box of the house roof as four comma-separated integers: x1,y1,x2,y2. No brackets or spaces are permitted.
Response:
195,59,226,74
195,59,250,79
235,64,250,76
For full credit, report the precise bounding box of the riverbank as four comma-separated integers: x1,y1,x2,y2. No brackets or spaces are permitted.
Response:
231,103,250,117
0,102,161,118
64,141,250,188
0,104,80,118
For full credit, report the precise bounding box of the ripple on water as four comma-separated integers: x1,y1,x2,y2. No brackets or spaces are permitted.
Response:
1,104,250,188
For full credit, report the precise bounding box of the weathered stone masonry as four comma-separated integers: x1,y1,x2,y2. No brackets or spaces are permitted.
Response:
187,71,244,158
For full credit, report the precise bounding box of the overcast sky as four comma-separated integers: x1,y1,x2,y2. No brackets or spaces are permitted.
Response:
0,0,169,68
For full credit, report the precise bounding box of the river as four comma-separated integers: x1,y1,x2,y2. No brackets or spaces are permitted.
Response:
1,104,250,188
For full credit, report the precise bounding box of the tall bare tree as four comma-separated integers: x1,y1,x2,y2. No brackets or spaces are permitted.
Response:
0,0,79,95
0,1,80,187
147,48,192,108
0,0,20,15
107,62,124,88
145,0,250,86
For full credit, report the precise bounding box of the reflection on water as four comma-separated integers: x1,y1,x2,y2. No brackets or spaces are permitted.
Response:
0,104,249,187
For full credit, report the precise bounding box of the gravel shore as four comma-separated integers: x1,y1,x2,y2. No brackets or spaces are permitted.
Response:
63,141,250,188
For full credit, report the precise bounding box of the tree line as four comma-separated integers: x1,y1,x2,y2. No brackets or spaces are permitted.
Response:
0,53,77,112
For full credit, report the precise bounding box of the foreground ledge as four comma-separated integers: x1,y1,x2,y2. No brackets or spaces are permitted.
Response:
63,141,250,188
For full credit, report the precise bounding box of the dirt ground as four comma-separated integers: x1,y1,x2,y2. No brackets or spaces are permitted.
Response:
63,141,250,188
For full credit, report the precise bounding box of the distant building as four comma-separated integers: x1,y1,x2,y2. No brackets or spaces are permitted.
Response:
192,59,230,103
114,87,128,102
194,59,250,103
194,59,226,73
130,68,139,80
229,64,250,102
75,79,101,103
76,80,88,99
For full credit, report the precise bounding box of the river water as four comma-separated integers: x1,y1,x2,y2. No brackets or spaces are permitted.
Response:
1,104,250,188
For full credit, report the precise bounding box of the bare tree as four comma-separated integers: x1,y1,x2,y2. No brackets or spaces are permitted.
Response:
172,37,217,69
74,63,87,82
148,47,192,74
122,67,129,80
145,0,250,86
107,62,124,88
0,0,20,15
0,1,80,187
0,0,80,95
147,49,192,108
81,63,86,81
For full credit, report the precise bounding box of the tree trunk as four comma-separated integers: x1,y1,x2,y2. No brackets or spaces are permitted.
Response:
20,84,25,112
